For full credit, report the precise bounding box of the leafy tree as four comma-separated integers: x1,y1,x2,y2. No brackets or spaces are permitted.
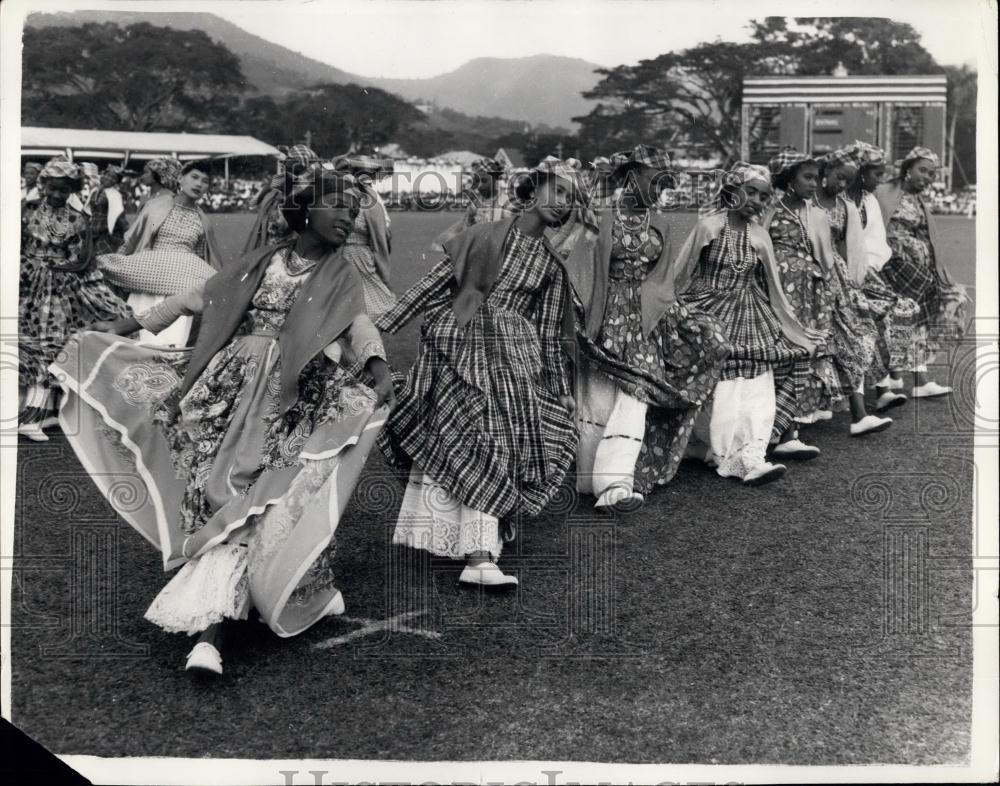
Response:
748,17,940,76
943,65,977,186
22,22,247,131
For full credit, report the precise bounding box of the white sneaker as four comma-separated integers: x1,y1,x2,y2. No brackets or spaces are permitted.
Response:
595,485,645,513
185,642,223,676
771,439,821,461
850,415,893,436
875,391,908,412
912,381,952,398
743,462,786,486
18,423,49,442
885,376,904,391
458,562,518,589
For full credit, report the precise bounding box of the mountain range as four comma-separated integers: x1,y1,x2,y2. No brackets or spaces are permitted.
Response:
25,10,603,129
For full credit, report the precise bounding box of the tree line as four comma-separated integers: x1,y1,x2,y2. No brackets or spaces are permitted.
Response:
21,18,976,185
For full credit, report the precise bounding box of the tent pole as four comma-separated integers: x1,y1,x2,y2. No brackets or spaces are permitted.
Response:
224,157,230,188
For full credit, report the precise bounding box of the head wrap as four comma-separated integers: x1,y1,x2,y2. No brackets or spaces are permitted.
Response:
282,144,319,174
700,162,772,218
101,164,124,183
23,162,43,176
591,156,612,171
470,157,506,178
334,154,394,176
848,140,887,168
80,162,99,181
145,157,182,191
895,146,941,171
39,158,83,185
609,145,671,172
768,146,813,177
819,147,860,173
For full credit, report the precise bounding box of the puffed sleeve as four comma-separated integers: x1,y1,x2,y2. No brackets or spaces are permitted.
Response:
135,284,206,335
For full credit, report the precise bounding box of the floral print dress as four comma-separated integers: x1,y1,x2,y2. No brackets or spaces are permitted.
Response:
578,218,729,493
768,207,840,415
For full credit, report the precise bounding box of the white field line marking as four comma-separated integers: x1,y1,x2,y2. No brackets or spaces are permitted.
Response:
313,611,441,649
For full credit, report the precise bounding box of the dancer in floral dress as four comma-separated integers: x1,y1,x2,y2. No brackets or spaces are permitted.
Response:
810,149,894,436
564,145,730,510
677,163,816,485
761,147,838,459
18,159,131,442
97,160,221,347
876,147,968,398
51,170,395,677
844,140,920,410
375,160,579,588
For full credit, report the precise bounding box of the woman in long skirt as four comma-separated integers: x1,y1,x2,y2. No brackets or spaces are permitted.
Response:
97,160,222,348
876,147,968,397
844,141,921,409
563,146,730,510
333,155,397,317
52,170,395,676
18,159,131,441
809,149,894,436
761,148,839,458
677,164,816,485
374,159,579,588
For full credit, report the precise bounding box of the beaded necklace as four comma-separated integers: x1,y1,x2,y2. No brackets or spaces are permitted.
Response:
778,196,813,254
723,215,756,274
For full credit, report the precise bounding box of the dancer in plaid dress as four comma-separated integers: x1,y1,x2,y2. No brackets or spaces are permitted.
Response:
677,163,816,485
18,159,131,442
98,160,222,348
844,141,920,409
876,147,968,398
375,162,578,588
564,146,730,511
334,155,397,317
810,149,894,436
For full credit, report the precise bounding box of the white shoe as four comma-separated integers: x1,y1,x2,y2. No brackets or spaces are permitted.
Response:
322,590,345,617
875,391,908,412
743,462,786,486
771,439,821,461
912,381,952,398
39,416,60,430
850,415,893,436
595,485,645,512
18,423,49,442
458,562,518,589
185,642,223,676
884,376,904,391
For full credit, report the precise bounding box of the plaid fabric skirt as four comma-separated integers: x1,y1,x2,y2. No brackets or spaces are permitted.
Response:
18,255,130,390
343,244,397,318
380,303,576,519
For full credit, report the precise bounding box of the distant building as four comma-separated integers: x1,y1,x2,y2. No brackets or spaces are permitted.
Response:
434,150,486,167
741,73,949,186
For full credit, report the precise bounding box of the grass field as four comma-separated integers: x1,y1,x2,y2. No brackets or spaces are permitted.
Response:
10,212,979,765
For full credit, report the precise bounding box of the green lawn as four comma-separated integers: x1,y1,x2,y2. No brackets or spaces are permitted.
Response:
10,212,978,764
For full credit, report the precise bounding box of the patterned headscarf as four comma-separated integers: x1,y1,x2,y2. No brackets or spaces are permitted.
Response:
39,158,83,185
334,154,394,176
819,147,860,174
470,157,506,178
848,140,887,168
145,157,182,191
23,162,44,176
284,144,319,170
895,146,941,170
700,161,772,217
609,145,672,172
768,146,812,177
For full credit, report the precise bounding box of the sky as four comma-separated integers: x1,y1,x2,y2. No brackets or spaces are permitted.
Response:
211,0,987,79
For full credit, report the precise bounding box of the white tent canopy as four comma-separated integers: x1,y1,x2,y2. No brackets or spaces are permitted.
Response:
21,126,280,163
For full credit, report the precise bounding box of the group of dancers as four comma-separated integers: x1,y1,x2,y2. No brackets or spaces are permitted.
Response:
18,138,966,676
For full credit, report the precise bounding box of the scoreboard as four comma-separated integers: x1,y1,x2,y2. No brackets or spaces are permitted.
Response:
741,74,948,185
